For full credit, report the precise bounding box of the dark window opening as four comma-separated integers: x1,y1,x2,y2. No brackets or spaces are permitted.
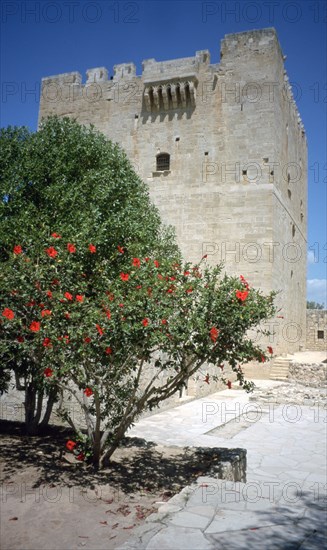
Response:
176,85,182,105
317,330,324,340
288,189,292,199
242,170,247,176
156,153,170,171
175,137,180,142
135,114,139,119
270,170,274,176
204,152,209,156
185,83,191,104
292,224,295,237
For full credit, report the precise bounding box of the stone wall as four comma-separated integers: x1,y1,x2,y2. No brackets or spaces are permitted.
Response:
288,362,327,388
38,28,307,354
0,361,235,430
306,310,327,351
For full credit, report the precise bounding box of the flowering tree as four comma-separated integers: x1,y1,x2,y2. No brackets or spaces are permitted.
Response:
1,235,276,466
0,118,276,464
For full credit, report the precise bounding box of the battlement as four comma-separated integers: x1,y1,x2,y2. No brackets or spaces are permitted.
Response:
41,29,283,86
41,49,211,87
40,28,304,133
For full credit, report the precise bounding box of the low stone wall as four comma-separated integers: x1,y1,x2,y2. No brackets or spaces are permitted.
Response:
0,363,233,430
288,362,327,388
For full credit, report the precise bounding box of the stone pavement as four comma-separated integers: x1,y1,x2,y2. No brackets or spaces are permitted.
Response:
119,381,327,549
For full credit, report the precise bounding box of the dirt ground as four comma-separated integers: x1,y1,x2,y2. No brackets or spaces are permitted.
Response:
0,421,223,550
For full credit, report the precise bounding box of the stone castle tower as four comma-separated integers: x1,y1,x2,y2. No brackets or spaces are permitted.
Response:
39,28,307,355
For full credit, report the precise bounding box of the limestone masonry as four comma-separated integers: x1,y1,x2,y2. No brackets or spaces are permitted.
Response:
39,28,308,354
306,310,327,351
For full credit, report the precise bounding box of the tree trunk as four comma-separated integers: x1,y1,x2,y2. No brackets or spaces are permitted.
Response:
24,384,56,435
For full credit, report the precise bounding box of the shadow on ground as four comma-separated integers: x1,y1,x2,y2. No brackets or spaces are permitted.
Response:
0,420,244,494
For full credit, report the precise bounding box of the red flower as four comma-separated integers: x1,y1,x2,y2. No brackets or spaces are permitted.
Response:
119,303,124,308
84,387,93,397
235,290,249,302
186,288,193,294
64,292,73,301
210,327,219,343
105,346,112,355
41,309,51,317
88,244,96,253
202,254,208,259
46,290,53,299
167,288,174,294
26,300,36,307
117,245,124,254
45,246,58,258
132,257,141,268
227,380,232,389
136,285,142,290
120,273,129,282
64,312,71,320
103,309,111,319
76,295,84,303
161,319,167,325
106,292,114,301
157,274,163,280
59,334,70,344
154,260,159,268
66,440,76,451
52,279,60,286
76,452,85,461
142,318,149,327
44,367,53,377
240,275,249,288
145,257,150,262
51,233,61,239
204,374,210,384
184,271,190,276
84,337,91,344
96,324,104,336
267,346,273,355
13,245,22,255
67,243,76,253
29,321,40,332
2,308,14,320
39,303,45,309
16,336,24,343
42,338,52,348
260,355,266,363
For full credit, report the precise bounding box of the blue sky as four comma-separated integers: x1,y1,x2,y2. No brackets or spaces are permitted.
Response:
1,0,326,305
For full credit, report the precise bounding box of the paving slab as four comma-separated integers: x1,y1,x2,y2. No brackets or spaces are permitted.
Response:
119,380,327,549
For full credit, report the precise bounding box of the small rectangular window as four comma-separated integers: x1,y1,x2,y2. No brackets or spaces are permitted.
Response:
317,330,324,339
156,153,170,171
